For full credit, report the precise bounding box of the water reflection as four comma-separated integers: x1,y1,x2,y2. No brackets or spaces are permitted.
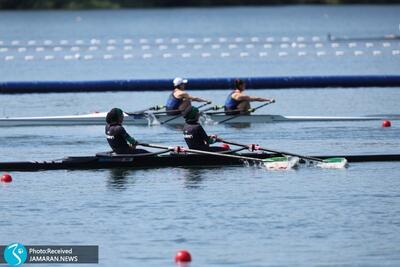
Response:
181,168,208,189
224,123,252,129
164,124,184,131
107,168,135,190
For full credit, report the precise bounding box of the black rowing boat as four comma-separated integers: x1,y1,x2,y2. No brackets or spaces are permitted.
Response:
0,151,399,172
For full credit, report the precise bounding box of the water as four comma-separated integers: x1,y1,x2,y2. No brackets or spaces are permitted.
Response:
0,6,400,81
1,6,400,267
2,164,400,266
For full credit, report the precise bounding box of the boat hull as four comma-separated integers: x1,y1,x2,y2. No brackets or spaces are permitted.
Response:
1,152,399,171
0,112,394,127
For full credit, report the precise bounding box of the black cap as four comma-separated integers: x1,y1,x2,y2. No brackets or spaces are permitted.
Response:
182,106,199,121
106,108,124,124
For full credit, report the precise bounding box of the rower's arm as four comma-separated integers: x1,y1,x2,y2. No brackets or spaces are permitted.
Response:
121,128,138,146
197,126,211,146
235,94,273,102
177,92,210,103
249,96,274,102
126,135,137,146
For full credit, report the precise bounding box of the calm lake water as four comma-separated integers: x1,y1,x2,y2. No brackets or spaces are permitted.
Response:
1,6,400,267
0,5,400,81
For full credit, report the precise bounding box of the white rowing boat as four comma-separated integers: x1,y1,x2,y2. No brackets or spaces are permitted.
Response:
0,112,397,127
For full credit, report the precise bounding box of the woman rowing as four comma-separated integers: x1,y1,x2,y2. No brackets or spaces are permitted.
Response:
182,106,228,152
165,77,211,115
224,79,274,115
105,108,149,154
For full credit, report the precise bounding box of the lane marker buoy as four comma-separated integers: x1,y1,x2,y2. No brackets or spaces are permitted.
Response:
175,250,191,263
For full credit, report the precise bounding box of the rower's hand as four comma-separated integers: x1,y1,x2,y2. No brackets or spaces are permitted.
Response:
260,98,274,102
209,134,218,143
129,140,139,149
249,144,261,151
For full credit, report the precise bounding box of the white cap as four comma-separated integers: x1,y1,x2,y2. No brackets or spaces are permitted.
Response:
173,77,188,87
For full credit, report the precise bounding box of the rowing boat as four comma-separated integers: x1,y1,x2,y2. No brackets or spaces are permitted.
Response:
1,151,399,171
0,112,397,127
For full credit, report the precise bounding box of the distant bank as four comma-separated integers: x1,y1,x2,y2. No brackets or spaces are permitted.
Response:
1,0,400,10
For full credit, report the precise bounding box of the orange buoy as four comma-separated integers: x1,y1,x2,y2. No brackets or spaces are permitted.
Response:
1,173,12,183
175,250,192,263
382,120,391,127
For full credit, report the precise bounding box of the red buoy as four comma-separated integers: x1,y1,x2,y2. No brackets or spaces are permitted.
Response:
221,143,230,150
382,120,392,127
1,173,12,183
175,250,192,263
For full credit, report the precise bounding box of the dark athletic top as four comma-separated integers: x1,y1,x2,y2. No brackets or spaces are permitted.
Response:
183,121,210,151
105,123,137,154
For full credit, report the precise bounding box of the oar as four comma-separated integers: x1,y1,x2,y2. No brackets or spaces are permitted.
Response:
125,105,165,116
139,143,299,170
205,108,241,115
218,138,348,169
160,102,211,125
200,105,225,113
217,101,275,124
151,104,218,115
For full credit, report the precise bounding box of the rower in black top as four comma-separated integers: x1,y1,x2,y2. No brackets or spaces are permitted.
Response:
105,108,149,154
182,106,228,152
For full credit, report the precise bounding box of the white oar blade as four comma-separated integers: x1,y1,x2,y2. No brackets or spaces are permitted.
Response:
262,156,300,170
317,157,348,169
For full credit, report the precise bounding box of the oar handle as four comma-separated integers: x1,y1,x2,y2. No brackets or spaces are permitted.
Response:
197,102,212,109
252,100,275,111
139,143,172,150
160,102,211,125
200,105,225,113
139,143,265,163
217,100,275,124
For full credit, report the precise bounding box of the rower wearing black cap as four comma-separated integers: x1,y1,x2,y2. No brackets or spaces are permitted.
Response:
182,106,228,152
225,79,274,115
105,108,149,154
165,77,210,115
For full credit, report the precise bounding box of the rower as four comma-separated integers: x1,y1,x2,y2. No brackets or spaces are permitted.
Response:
225,79,274,115
105,108,149,154
165,77,211,115
182,106,228,152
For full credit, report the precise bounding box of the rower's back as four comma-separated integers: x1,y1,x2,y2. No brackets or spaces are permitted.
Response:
165,89,183,115
105,123,132,154
224,89,241,115
183,121,210,151
105,108,136,154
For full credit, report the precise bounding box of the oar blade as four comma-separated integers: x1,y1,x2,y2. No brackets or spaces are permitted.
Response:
317,157,348,169
262,156,300,170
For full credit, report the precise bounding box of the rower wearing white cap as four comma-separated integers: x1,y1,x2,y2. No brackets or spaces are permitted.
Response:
165,77,211,115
